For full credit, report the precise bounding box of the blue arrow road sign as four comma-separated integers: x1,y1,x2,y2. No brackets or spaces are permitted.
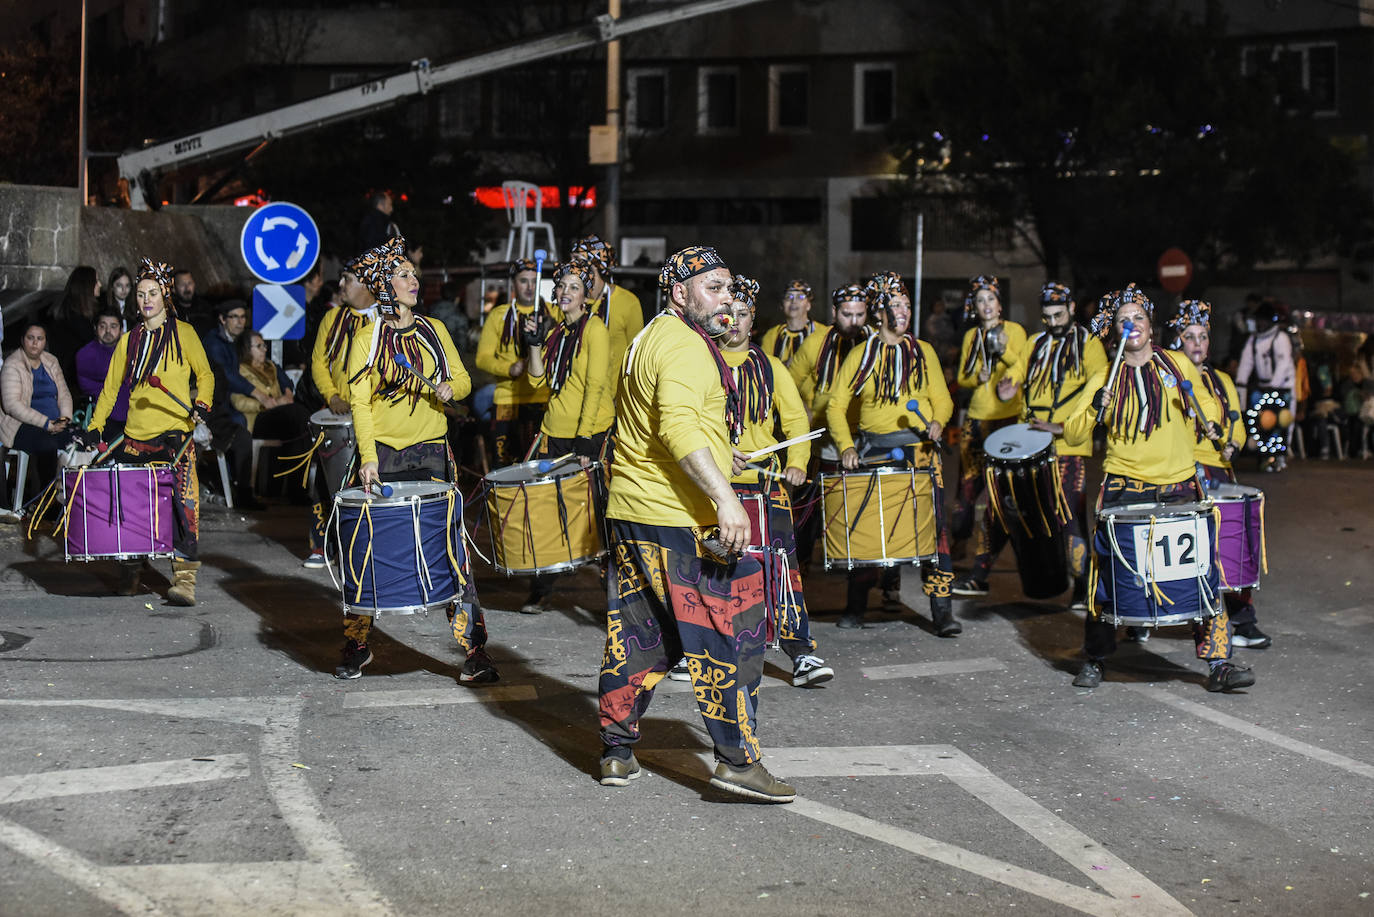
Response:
252,284,307,340
239,201,321,285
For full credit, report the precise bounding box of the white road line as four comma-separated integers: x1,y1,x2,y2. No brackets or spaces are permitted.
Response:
861,658,1007,680
0,816,168,917
341,684,538,708
1123,683,1374,780
107,861,384,917
643,745,1190,917
0,755,249,804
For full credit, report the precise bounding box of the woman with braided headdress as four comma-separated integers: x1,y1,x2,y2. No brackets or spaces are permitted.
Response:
1048,285,1255,693
951,276,1027,578
341,237,496,684
86,258,215,605
570,234,644,396
759,280,824,367
517,258,614,615
1169,300,1272,650
825,271,959,636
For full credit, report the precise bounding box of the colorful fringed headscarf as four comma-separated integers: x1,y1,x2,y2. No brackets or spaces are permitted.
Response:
571,235,616,278
352,237,409,314
1089,283,1154,340
864,271,909,320
1167,299,1211,348
137,257,175,304
731,273,760,311
784,279,812,299
963,274,1001,322
832,283,865,308
659,245,728,292
1040,281,1072,307
123,257,184,388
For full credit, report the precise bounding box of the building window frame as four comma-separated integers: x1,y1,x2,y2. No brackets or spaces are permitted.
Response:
626,67,669,136
853,61,896,131
1242,41,1338,117
697,65,741,135
768,63,810,134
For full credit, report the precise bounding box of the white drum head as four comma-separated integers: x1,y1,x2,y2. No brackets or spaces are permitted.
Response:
336,480,453,505
310,409,353,427
983,423,1053,461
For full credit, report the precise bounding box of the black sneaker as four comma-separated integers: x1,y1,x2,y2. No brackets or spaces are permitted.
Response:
791,654,834,687
1206,661,1256,692
1122,626,1151,643
459,648,500,684
1072,659,1103,688
951,575,988,597
1231,622,1272,649
334,641,372,679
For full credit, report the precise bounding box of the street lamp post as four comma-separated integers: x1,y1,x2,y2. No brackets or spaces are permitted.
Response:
78,0,89,204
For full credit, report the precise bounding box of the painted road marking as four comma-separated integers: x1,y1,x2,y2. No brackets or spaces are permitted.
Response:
0,816,168,916
643,745,1190,917
862,657,1007,680
0,755,249,804
341,684,538,708
1123,683,1374,780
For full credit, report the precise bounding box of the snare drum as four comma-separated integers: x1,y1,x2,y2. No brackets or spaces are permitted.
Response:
820,466,938,571
1209,483,1266,591
983,423,1070,599
309,409,357,495
61,464,176,562
330,481,468,616
482,459,607,575
1095,501,1221,627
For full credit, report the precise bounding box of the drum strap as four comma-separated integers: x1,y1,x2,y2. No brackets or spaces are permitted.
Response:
347,505,376,606
275,431,325,488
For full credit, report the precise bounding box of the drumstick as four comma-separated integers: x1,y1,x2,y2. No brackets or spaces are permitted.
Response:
746,428,824,461
391,354,443,394
146,374,195,417
1095,319,1134,424
1179,379,1225,453
536,453,579,474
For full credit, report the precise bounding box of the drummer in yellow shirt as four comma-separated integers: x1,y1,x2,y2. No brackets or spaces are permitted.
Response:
759,280,826,367
517,259,615,614
1170,300,1272,650
826,271,959,636
476,258,559,465
711,273,834,687
301,253,377,568
571,235,644,397
1047,285,1254,693
953,282,1106,606
88,258,214,606
341,237,495,686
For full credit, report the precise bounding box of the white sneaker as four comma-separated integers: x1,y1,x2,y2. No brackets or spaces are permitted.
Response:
302,550,326,569
0,508,21,524
792,654,835,687
667,659,691,681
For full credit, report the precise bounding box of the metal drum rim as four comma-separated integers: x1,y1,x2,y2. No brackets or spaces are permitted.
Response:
483,459,603,486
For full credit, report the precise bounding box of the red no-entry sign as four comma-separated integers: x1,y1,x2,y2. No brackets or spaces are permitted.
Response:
1157,248,1193,294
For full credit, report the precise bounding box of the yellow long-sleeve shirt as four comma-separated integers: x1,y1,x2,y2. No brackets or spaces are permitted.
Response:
1020,328,1108,458
590,283,645,394
311,305,376,404
759,320,827,367
346,316,471,465
957,321,1027,421
529,315,615,439
825,338,953,454
1061,347,1219,485
475,301,558,405
606,311,731,528
722,348,809,486
1194,363,1245,470
89,320,214,441
789,325,873,421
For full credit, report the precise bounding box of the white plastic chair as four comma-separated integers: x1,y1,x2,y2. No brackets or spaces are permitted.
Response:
2,447,31,513
500,181,557,262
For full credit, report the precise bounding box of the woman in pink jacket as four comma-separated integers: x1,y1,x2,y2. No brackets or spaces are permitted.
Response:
1,323,77,504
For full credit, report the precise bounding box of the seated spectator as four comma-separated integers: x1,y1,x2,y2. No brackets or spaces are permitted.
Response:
202,299,262,427
74,310,131,441
104,266,134,330
199,359,259,511
173,269,216,337
1,323,78,498
1339,357,1374,459
46,266,102,389
233,330,312,501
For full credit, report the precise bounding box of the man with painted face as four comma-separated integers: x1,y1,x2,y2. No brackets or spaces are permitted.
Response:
1048,285,1255,693
1168,300,1272,650
342,237,494,685
954,283,1106,606
476,258,560,465
952,276,1027,568
788,284,875,569
571,235,643,398
597,245,794,803
759,280,824,367
714,274,833,687
825,271,959,635
300,253,379,569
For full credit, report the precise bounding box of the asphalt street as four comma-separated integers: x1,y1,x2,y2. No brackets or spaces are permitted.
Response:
1,460,1371,916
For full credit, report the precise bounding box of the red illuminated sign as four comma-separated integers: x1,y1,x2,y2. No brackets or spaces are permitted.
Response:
472,186,597,210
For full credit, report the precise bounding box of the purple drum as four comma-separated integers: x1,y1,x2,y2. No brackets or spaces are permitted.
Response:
1211,483,1265,591
62,464,176,562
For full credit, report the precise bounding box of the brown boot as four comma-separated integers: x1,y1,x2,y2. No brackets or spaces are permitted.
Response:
166,559,201,607
116,560,143,596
